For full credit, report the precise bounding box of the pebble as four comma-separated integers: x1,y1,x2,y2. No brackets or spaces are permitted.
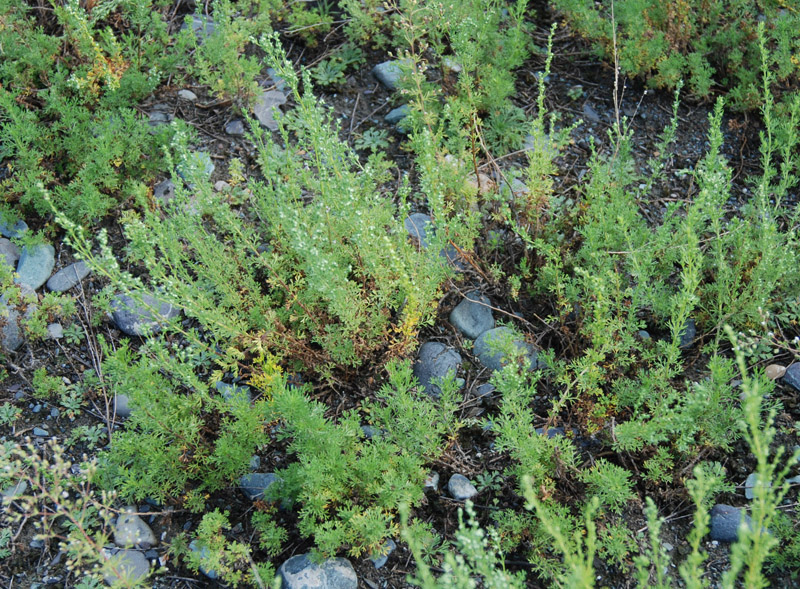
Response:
239,472,280,501
215,381,252,403
413,341,462,398
449,291,494,339
188,540,218,579
183,15,216,41
153,179,175,204
249,455,261,470
1,479,28,501
743,472,771,500
277,553,358,589
424,471,440,491
177,89,197,101
0,238,20,268
266,67,288,93
102,548,150,585
29,538,45,549
176,151,214,183
33,427,49,437
114,508,157,548
448,474,478,501
473,326,540,372
114,393,132,419
372,60,405,91
782,363,800,391
47,323,63,339
764,364,786,380
370,538,396,569
32,404,42,413
110,293,180,337
678,318,696,349
15,243,55,290
709,504,751,542
225,119,245,136
49,408,59,418
148,109,173,126
214,180,231,192
536,426,565,438
253,90,287,131
46,261,91,292
582,103,601,123
385,105,410,125
0,301,23,351
0,217,28,238
404,213,433,248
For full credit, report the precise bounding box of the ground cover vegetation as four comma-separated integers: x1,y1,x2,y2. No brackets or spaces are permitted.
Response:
0,0,799,587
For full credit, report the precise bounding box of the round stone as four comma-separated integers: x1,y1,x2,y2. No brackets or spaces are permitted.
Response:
15,243,55,290
114,509,157,548
709,504,751,542
449,291,495,339
239,472,280,501
277,553,357,589
110,293,180,337
448,474,478,501
473,326,539,372
102,549,150,586
46,261,91,292
413,341,462,398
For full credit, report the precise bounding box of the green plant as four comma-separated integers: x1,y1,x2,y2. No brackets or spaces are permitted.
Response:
187,1,269,108
0,403,21,428
311,58,347,87
354,128,391,152
0,527,12,559
552,0,800,110
32,367,64,400
66,424,107,449
579,459,635,515
404,501,527,588
179,509,270,587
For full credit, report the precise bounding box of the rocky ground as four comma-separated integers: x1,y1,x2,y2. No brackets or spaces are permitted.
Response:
1,3,799,588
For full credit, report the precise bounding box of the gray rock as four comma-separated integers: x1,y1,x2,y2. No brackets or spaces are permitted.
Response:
46,261,91,292
115,393,131,419
153,179,175,204
114,508,157,548
372,60,405,90
183,15,216,41
678,318,696,349
102,549,150,586
225,119,245,136
1,480,28,501
148,109,173,126
266,67,288,93
709,504,751,542
33,427,49,437
424,471,439,491
46,323,63,340
404,213,433,248
0,217,28,238
253,90,287,131
0,238,20,268
249,455,261,471
29,538,45,549
474,383,495,400
413,341,462,398
637,330,651,340
278,553,357,589
176,151,214,183
178,89,197,101
473,326,540,372
449,291,494,339
535,426,565,438
448,474,478,501
744,472,771,500
50,408,59,418
110,293,180,337
782,363,800,392
15,243,55,290
385,105,410,125
215,381,252,403
32,404,42,413
582,103,601,123
370,538,396,569
239,472,280,501
1,303,23,351
188,540,218,580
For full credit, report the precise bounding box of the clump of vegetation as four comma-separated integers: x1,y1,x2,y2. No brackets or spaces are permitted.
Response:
552,0,800,109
